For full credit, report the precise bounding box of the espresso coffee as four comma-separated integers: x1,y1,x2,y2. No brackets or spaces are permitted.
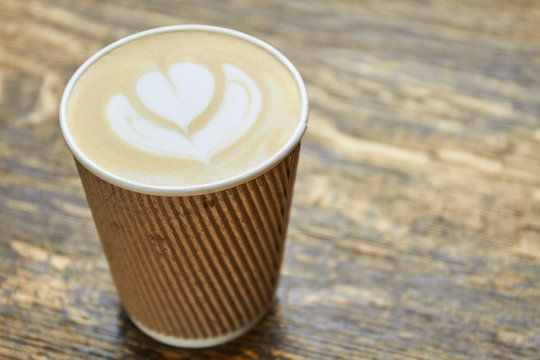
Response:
65,29,302,187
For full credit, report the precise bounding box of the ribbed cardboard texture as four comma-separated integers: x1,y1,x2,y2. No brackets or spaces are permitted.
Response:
75,145,300,339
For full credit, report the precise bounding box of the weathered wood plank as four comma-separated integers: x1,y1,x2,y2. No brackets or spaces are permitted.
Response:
1,0,539,358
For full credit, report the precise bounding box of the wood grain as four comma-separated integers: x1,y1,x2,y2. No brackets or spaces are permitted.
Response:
1,0,540,359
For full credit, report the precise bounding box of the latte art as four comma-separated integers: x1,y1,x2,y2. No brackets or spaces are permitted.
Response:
64,29,303,188
108,62,261,163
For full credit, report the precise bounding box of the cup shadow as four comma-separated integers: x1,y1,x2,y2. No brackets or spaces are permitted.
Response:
117,298,285,359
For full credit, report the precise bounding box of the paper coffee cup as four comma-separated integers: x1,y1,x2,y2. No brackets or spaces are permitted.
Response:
59,25,308,348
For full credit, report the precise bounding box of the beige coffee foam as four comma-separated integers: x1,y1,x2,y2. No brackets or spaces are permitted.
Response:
67,30,301,187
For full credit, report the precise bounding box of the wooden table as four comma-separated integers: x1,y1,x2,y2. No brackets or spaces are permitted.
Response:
1,0,539,358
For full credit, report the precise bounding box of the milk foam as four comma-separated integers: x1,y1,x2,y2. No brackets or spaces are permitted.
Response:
107,62,261,163
65,29,302,187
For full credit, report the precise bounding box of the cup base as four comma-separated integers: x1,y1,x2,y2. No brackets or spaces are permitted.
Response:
129,307,269,348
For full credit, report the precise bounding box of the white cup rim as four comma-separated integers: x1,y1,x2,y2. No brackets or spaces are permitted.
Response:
59,25,308,196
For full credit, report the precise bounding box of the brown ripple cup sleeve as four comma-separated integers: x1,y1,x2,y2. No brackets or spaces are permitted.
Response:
74,144,300,347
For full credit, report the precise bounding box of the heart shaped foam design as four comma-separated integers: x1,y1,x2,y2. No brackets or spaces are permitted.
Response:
107,62,262,163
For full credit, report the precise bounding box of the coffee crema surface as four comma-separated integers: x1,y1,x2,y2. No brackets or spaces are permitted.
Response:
66,30,301,187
